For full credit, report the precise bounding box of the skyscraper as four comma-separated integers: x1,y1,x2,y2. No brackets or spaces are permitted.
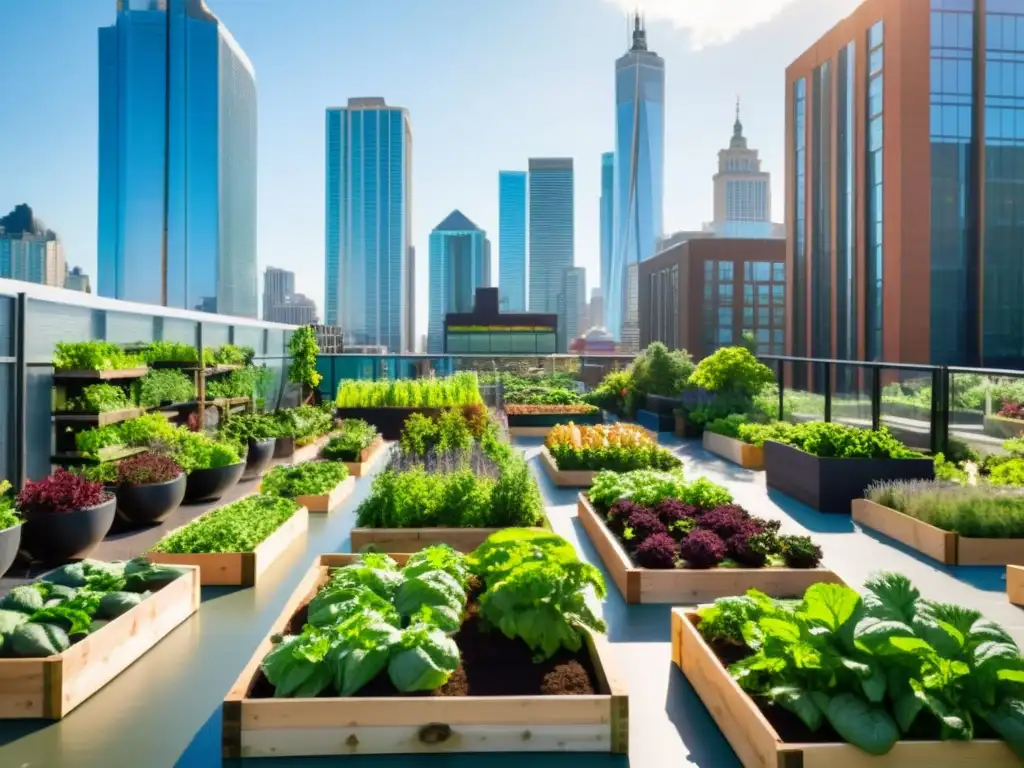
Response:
427,210,489,353
498,171,527,312
599,151,614,324
325,98,412,352
559,266,587,344
0,205,65,288
611,13,665,342
711,101,776,236
528,158,574,350
263,266,295,321
786,0,1024,368
97,0,257,317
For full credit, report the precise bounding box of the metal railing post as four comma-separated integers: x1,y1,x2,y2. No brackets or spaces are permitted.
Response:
931,367,949,456
871,367,881,431
14,293,27,489
823,362,832,423
777,360,785,421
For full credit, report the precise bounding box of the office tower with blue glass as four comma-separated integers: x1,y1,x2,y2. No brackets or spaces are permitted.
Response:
498,171,527,312
528,158,574,351
97,0,257,317
427,210,490,353
611,13,665,342
325,98,413,352
787,0,1024,368
599,151,614,326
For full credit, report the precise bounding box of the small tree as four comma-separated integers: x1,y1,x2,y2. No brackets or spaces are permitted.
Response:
287,326,323,404
740,330,757,354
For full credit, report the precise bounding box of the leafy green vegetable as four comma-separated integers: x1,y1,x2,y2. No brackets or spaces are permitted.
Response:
0,586,44,614
394,570,466,631
9,623,71,657
697,573,1024,757
151,495,301,554
97,592,144,620
402,545,469,586
0,609,28,638
261,461,350,499
262,626,337,698
387,623,460,692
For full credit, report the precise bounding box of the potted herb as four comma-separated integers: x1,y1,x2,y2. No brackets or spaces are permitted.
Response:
135,368,195,408
160,431,246,504
16,469,116,562
114,452,187,527
0,481,23,577
220,413,278,479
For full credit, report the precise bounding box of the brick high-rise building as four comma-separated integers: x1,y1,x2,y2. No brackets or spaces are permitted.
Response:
787,0,1024,368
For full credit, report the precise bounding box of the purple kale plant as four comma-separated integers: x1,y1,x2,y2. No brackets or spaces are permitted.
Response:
678,529,727,569
633,532,678,569
697,505,752,540
607,499,646,535
654,499,699,527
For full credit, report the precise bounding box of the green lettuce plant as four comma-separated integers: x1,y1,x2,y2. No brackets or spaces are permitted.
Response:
53,342,143,372
136,368,195,407
697,574,1024,757
0,481,22,532
62,383,133,414
260,461,349,498
321,419,378,461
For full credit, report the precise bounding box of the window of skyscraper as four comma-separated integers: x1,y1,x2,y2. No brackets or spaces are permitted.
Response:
793,77,808,362
867,21,885,361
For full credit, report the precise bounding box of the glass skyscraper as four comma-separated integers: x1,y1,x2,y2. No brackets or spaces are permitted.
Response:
528,158,574,351
325,98,412,352
427,210,489,353
599,151,614,327
610,14,665,342
498,171,527,312
97,0,257,317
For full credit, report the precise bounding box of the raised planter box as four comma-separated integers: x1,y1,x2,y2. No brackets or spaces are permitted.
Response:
636,409,674,434
764,440,935,514
222,554,628,758
350,517,549,554
538,446,597,488
702,431,764,470
148,501,309,586
291,433,334,465
670,608,1018,767
52,367,149,381
577,494,840,604
506,411,604,437
1009,565,1024,606
674,412,704,438
984,414,1024,441
852,499,1024,566
336,407,442,440
339,435,388,478
295,476,355,514
0,566,200,719
52,407,143,427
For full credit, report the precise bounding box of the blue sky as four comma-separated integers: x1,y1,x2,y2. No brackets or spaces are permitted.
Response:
0,0,859,337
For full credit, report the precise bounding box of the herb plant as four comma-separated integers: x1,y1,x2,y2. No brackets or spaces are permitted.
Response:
867,480,1024,538
697,574,1024,757
287,327,322,393
75,412,179,457
0,481,22,531
116,453,183,486
545,423,681,472
205,366,260,400
17,470,110,516
738,421,922,459
261,461,350,498
335,373,483,408
151,494,301,554
136,368,195,407
159,430,241,473
213,344,254,366
139,341,200,364
53,342,143,372
219,412,278,444
272,405,335,443
321,419,378,461
62,383,133,414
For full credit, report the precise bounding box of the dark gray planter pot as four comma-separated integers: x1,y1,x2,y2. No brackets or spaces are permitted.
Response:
116,473,187,526
646,394,682,415
0,523,22,577
273,436,296,458
243,438,277,479
184,461,246,504
764,440,935,514
20,495,116,563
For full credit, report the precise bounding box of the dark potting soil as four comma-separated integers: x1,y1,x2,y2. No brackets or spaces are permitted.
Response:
248,601,598,699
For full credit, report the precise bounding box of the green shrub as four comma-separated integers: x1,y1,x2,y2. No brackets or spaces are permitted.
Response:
738,421,921,459
151,495,301,554
689,346,775,398
136,369,195,408
736,421,798,448
988,458,1024,487
584,369,633,415
53,342,142,372
630,342,694,396
705,413,751,439
261,461,350,498
868,480,1024,538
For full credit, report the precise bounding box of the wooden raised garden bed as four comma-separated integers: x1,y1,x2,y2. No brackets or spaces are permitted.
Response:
295,476,355,514
350,516,550,554
340,435,388,478
147,500,309,586
764,440,935,514
1008,565,1024,606
336,407,442,440
670,608,1019,767
290,433,334,465
577,494,840,604
852,499,1024,566
52,367,150,381
539,446,597,488
222,554,628,758
0,566,200,719
702,431,764,470
506,411,604,433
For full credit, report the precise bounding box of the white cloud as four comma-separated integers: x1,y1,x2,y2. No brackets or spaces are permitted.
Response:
605,0,802,48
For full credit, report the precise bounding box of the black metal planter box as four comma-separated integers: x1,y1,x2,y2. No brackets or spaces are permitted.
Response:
335,407,442,440
764,440,935,514
506,411,604,428
636,409,675,433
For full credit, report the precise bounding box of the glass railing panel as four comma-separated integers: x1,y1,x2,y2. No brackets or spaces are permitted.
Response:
782,360,824,424
831,362,873,430
879,367,933,453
